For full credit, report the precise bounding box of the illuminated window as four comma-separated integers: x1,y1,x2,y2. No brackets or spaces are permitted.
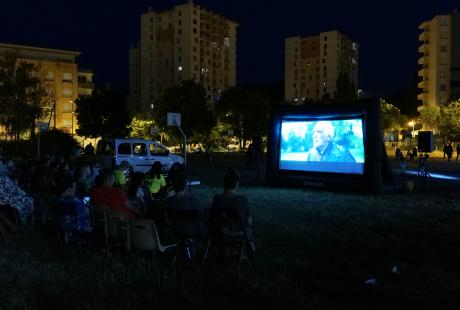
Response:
178,66,183,71
45,71,55,81
63,72,73,82
62,102,72,112
62,119,72,128
62,88,73,98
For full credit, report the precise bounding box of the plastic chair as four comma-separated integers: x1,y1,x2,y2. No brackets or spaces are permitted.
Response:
130,219,177,276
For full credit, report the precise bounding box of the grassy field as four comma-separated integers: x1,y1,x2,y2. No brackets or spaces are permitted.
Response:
1,154,460,309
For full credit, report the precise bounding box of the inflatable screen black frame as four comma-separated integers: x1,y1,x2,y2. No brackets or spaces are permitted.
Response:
266,99,383,193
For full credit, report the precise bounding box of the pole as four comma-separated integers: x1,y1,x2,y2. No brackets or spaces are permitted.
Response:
176,125,187,165
53,99,57,129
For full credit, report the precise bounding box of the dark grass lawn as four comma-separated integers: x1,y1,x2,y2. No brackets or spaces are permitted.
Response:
1,153,460,309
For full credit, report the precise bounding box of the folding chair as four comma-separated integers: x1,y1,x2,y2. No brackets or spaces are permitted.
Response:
92,207,109,250
166,208,206,263
208,207,256,278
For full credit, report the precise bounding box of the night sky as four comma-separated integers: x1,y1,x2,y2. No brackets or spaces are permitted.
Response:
1,0,459,97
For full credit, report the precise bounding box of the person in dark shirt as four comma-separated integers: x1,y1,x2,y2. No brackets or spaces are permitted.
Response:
210,168,255,251
456,144,460,161
306,121,355,163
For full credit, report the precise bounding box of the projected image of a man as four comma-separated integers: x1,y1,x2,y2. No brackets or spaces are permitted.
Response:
306,121,355,162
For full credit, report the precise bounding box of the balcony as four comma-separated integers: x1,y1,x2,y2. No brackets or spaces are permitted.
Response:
418,80,429,89
418,31,429,42
418,44,429,54
78,82,95,89
417,92,428,101
419,21,429,31
418,67,429,77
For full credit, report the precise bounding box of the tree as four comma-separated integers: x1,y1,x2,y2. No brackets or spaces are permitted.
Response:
380,100,405,141
419,105,441,131
152,80,216,144
75,89,131,138
216,87,271,148
438,100,460,140
0,51,48,140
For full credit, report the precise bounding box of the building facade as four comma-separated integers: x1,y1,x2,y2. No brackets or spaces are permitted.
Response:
285,31,359,103
129,3,238,114
78,69,95,96
0,43,94,135
418,9,460,111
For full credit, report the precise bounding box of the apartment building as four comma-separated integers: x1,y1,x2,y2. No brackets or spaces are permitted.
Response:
285,31,359,103
0,43,82,134
418,8,460,111
129,2,238,113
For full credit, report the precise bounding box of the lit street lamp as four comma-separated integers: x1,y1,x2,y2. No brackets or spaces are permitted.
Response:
357,89,363,100
408,121,415,149
408,121,415,138
70,100,74,136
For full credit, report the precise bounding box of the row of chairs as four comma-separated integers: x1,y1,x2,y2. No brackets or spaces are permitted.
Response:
58,204,256,282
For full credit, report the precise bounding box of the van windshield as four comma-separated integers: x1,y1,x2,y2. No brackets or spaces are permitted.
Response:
96,142,113,155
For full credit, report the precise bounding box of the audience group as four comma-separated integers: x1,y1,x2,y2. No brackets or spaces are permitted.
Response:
0,151,256,256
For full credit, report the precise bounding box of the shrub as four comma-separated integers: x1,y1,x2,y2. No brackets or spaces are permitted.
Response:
39,129,79,158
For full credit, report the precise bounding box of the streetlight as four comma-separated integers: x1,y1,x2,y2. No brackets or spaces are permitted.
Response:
357,89,363,100
408,121,415,138
408,121,415,150
70,100,74,136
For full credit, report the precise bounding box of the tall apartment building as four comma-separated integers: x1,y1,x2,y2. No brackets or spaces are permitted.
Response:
417,9,460,111
285,31,359,103
129,2,238,114
0,43,82,134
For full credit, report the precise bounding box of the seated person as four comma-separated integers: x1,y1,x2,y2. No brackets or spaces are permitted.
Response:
210,168,255,252
127,171,149,216
165,163,185,197
165,170,203,233
75,162,93,198
56,176,92,233
114,161,130,190
145,161,166,199
91,169,139,219
0,175,34,226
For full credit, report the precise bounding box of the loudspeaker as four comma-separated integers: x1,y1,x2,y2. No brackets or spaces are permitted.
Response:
418,131,434,153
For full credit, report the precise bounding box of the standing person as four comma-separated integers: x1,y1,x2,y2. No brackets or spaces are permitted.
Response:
84,143,95,157
252,135,263,177
246,143,254,169
443,143,447,158
446,141,453,162
456,144,460,161
412,147,417,160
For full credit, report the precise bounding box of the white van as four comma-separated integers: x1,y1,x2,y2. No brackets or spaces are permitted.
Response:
96,138,184,173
